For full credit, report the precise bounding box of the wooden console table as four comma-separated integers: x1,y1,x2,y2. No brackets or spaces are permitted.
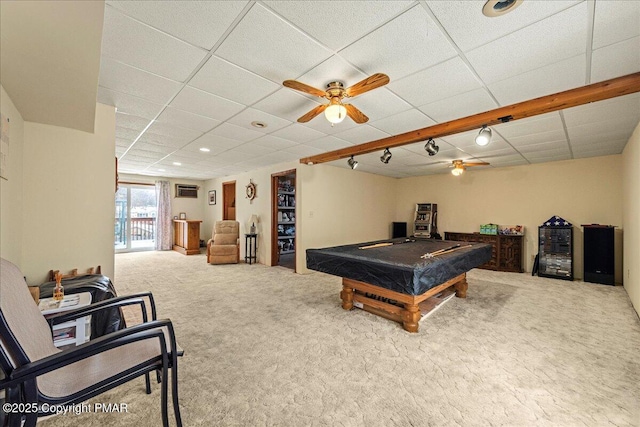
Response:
173,220,202,255
445,232,524,273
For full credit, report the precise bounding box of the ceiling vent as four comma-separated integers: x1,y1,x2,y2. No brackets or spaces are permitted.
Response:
175,184,199,198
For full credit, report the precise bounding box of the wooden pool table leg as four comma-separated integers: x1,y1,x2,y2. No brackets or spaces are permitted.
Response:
340,284,354,310
454,276,468,298
401,303,420,333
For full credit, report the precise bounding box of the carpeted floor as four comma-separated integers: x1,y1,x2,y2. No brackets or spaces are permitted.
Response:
39,251,640,427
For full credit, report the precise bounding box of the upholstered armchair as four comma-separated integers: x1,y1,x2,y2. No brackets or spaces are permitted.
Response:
207,220,240,264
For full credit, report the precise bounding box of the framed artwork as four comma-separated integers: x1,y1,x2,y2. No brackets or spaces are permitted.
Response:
179,212,186,220
208,190,216,205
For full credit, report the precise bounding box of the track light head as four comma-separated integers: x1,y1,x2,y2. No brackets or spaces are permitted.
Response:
424,138,439,156
348,156,358,170
380,148,392,164
475,125,492,146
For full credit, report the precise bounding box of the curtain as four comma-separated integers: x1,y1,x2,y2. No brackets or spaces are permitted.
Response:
155,180,172,250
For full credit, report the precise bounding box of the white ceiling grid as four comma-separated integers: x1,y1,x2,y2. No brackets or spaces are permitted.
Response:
98,0,640,179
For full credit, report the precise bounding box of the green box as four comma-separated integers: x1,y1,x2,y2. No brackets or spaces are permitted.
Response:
480,224,498,235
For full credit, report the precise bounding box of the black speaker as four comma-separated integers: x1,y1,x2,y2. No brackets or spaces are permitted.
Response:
392,222,407,239
583,226,615,285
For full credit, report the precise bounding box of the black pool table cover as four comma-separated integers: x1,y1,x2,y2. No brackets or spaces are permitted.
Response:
306,238,492,295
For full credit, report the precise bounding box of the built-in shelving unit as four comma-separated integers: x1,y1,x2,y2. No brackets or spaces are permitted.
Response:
277,183,296,255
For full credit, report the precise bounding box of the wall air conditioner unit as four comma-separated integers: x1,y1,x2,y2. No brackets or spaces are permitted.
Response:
175,184,199,198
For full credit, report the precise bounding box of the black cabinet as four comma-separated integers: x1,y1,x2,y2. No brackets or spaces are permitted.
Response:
583,225,615,285
538,225,573,280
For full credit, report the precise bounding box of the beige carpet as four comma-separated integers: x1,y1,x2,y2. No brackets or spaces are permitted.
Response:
39,251,640,427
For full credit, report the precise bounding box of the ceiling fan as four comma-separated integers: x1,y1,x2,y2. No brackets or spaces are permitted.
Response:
450,159,490,176
282,73,390,125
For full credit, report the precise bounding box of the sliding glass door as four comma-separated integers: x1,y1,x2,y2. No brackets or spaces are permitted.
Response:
115,184,156,253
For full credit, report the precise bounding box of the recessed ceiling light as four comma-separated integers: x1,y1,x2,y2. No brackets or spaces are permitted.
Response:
251,121,267,128
173,162,182,166
199,147,210,152
482,0,523,17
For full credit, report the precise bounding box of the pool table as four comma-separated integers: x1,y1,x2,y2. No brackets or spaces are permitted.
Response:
306,238,492,332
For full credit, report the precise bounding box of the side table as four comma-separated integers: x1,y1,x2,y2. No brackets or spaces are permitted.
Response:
245,233,257,264
39,292,92,348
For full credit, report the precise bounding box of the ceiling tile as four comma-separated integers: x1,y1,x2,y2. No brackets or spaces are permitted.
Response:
116,113,151,132
426,0,581,52
269,124,326,143
115,127,141,141
107,1,249,50
97,87,165,120
101,7,207,82
332,125,390,145
496,112,566,145
340,5,457,81
145,122,202,144
489,54,586,106
226,108,292,133
134,142,175,154
419,88,498,123
208,122,263,142
388,57,482,106
170,86,245,121
517,140,570,153
563,93,640,127
135,131,186,148
251,134,300,150
264,1,412,50
188,133,245,154
592,0,640,50
232,142,279,156
155,107,221,133
466,2,588,84
591,36,640,83
99,58,182,105
282,144,325,157
522,148,571,160
529,154,573,164
504,131,568,147
190,56,280,105
350,88,412,122
567,117,638,142
215,3,332,82
295,56,369,93
252,89,323,123
370,109,436,135
302,136,353,151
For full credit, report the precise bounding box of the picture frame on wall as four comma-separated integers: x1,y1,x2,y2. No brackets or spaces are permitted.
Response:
179,212,186,220
208,190,216,205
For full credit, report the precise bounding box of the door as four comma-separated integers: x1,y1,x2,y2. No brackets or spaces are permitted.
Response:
222,181,236,220
115,184,157,252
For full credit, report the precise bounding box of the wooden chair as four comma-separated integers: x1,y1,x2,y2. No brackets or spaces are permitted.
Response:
0,258,182,427
206,220,240,264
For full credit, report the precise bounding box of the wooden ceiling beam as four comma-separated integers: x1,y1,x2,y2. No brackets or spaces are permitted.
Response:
299,72,640,165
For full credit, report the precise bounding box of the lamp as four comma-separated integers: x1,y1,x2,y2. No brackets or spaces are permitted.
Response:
451,165,464,176
249,214,259,234
475,125,492,146
424,138,439,156
324,101,347,124
347,156,358,170
380,148,392,164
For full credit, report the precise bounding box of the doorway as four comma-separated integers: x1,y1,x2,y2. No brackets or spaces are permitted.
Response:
222,181,236,220
271,170,296,271
115,183,157,252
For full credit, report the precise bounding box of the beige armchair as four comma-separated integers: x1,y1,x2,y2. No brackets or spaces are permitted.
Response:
207,220,240,264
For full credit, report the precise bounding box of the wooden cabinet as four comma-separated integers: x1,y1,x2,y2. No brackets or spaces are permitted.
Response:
173,220,202,255
444,232,524,273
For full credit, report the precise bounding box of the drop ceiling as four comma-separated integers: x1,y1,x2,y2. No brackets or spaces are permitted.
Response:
95,1,639,179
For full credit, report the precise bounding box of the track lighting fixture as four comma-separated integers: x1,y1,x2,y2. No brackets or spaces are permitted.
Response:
424,139,439,156
380,148,392,164
348,156,358,170
475,125,492,146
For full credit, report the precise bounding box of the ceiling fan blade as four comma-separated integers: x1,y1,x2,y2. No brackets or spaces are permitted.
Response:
344,73,390,97
344,104,369,123
297,104,327,123
465,162,490,167
283,80,327,97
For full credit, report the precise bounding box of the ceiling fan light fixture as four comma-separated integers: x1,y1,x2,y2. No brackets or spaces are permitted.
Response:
348,156,358,170
475,125,492,146
325,103,347,124
380,148,392,164
451,165,464,176
424,138,439,156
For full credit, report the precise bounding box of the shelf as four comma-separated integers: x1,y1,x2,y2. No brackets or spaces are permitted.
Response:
278,221,295,225
280,250,295,254
278,206,295,210
278,190,295,195
278,236,295,239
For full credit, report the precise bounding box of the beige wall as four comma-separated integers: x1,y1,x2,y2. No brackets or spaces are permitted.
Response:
20,103,116,284
0,85,25,266
622,122,640,314
395,155,623,282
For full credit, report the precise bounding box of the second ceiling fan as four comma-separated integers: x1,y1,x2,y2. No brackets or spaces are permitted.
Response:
283,73,389,124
